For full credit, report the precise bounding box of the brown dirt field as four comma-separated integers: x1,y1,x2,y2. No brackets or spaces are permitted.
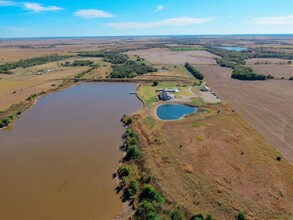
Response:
125,48,219,65
245,58,292,65
246,64,293,79
195,65,293,164
134,104,293,219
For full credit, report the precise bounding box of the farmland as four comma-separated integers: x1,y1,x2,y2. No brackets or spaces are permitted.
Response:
0,36,293,219
196,64,293,163
125,48,219,65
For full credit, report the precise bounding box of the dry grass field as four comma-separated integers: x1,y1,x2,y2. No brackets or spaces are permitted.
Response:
133,103,293,219
125,48,219,65
195,64,293,164
135,64,195,82
0,57,104,110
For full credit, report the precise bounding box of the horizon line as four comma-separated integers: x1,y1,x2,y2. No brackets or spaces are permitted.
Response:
1,33,293,40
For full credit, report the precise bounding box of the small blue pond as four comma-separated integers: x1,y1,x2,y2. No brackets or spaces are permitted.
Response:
156,104,196,120
218,46,247,51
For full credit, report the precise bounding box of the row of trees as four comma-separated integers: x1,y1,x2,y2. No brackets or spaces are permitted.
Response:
185,62,204,80
0,54,71,74
78,50,128,64
111,60,157,78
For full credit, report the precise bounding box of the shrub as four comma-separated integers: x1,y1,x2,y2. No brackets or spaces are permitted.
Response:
126,179,138,198
236,212,246,220
126,129,136,138
135,200,159,220
0,117,12,127
117,165,131,178
171,207,185,220
126,145,140,160
190,214,204,220
122,114,133,125
26,93,37,101
139,184,164,204
152,81,159,86
276,156,281,161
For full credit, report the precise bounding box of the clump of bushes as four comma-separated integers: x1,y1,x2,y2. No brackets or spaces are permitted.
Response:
111,60,157,78
135,199,159,220
171,207,185,220
0,115,14,127
121,114,133,125
231,65,266,80
125,145,140,160
125,179,138,198
139,184,164,204
26,93,37,101
117,165,131,178
189,213,214,220
152,81,159,86
78,50,128,64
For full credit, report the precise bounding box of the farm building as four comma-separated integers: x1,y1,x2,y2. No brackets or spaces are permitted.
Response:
156,88,180,92
200,86,210,92
159,90,175,101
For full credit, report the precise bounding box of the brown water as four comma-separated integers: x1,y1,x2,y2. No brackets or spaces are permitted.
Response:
0,82,142,220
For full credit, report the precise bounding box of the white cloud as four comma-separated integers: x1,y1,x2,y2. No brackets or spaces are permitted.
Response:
107,17,212,29
153,5,165,13
23,2,63,13
254,15,293,25
0,0,16,6
75,9,113,18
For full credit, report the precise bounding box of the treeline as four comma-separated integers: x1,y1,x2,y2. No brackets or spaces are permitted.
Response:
185,62,204,80
206,47,271,81
77,50,128,64
231,66,266,80
61,60,94,67
0,54,71,74
111,60,157,78
169,47,203,51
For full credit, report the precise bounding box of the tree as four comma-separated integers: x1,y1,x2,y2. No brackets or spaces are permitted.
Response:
152,81,159,86
236,212,246,220
125,145,140,160
135,200,159,220
171,207,185,220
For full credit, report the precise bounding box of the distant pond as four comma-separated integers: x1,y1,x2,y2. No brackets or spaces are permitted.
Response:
218,46,247,51
156,104,196,120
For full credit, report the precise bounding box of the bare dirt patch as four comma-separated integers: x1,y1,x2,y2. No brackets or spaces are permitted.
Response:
125,48,219,65
246,64,293,79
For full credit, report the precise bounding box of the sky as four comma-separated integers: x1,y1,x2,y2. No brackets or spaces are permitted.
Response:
0,0,293,38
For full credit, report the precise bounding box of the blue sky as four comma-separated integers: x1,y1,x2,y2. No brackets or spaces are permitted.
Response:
0,0,293,38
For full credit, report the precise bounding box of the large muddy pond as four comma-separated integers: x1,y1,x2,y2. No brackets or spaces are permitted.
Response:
0,83,142,220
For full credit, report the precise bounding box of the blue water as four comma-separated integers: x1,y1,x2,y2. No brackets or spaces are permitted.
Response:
157,104,196,120
218,46,247,51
